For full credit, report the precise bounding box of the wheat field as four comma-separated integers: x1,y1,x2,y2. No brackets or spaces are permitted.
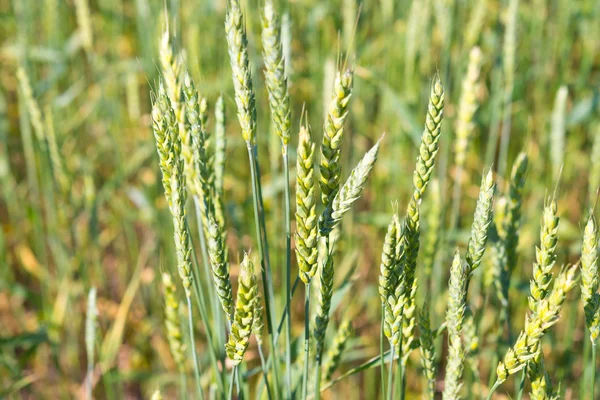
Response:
1,0,600,399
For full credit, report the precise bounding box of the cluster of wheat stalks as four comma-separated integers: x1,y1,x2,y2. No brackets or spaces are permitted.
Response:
122,1,598,399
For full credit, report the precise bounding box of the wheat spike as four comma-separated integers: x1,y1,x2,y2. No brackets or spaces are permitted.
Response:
496,264,578,383
466,168,495,275
296,126,319,284
225,0,257,144
162,273,186,371
442,250,467,399
581,213,600,342
226,253,258,365
418,304,436,400
454,47,483,170
262,0,291,146
319,138,382,236
323,319,353,381
319,68,354,207
529,198,559,314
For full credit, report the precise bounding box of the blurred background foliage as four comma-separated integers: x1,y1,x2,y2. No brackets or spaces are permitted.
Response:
0,0,599,398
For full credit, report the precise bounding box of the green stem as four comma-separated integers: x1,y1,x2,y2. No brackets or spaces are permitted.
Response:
256,276,301,399
387,345,395,400
314,352,322,400
485,380,501,400
246,142,281,398
180,371,187,400
592,342,597,400
380,310,386,398
276,276,301,343
187,295,205,400
398,358,405,400
258,344,273,400
228,366,237,400
189,229,225,395
583,332,591,399
484,353,499,400
193,199,219,308
515,366,526,400
86,360,93,400
283,147,292,399
302,283,311,400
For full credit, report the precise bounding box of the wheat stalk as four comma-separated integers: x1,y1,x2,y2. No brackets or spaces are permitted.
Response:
85,287,97,400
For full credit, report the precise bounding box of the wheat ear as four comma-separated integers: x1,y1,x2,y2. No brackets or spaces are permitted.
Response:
319,138,382,236
162,272,186,371
442,250,468,400
319,68,354,207
226,253,258,365
296,125,319,284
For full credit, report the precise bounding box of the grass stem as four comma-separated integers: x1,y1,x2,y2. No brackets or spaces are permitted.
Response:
302,283,311,400
387,345,395,400
283,147,292,399
592,342,597,400
228,366,237,400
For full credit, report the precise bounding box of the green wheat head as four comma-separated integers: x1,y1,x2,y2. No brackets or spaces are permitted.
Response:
442,250,467,400
319,138,382,236
581,213,600,342
296,125,319,284
418,304,436,400
496,264,578,383
529,198,559,314
162,272,186,371
465,169,495,275
262,0,291,146
319,68,354,207
226,253,258,365
225,0,257,145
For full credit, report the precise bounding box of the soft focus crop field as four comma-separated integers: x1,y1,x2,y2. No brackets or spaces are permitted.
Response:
1,0,599,399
